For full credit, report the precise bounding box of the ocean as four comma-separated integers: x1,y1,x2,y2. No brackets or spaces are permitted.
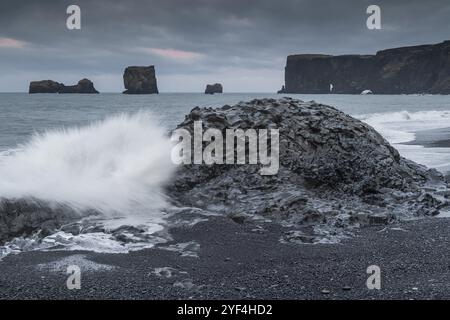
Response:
1,93,450,171
0,93,449,256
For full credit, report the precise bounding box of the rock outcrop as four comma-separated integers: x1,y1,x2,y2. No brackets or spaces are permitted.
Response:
123,66,159,94
29,80,63,93
283,40,450,94
0,199,81,244
205,83,223,94
29,79,99,94
277,85,287,94
58,79,99,94
168,98,449,242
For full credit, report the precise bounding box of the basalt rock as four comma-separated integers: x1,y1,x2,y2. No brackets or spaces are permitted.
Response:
29,80,63,94
283,40,450,94
123,66,159,94
168,98,450,242
29,79,99,94
0,198,82,244
205,83,223,94
58,79,99,94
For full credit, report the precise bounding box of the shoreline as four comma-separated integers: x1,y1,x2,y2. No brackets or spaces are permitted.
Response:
2,215,450,299
404,127,450,148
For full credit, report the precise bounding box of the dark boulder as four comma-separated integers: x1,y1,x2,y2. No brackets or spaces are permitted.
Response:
168,98,449,242
205,83,223,94
0,198,81,244
123,66,159,94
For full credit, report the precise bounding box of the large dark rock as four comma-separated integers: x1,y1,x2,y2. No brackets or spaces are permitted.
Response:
205,83,223,94
58,79,99,94
29,80,63,94
168,98,449,242
123,66,159,94
29,79,99,94
284,40,450,94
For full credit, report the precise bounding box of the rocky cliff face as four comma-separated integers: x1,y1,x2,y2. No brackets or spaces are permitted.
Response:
284,41,450,94
123,66,159,94
29,79,99,94
205,83,223,94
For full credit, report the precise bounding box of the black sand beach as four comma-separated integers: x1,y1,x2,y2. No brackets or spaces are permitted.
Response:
405,127,450,148
2,215,450,300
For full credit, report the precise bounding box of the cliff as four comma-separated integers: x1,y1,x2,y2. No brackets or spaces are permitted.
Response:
29,79,99,94
283,40,450,94
123,66,159,94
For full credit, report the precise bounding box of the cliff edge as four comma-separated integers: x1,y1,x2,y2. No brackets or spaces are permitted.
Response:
284,40,450,94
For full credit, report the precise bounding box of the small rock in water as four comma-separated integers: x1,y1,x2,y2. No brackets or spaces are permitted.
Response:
342,286,351,291
321,289,331,294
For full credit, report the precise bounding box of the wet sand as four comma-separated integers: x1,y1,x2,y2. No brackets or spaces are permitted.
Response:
2,215,450,300
404,127,450,148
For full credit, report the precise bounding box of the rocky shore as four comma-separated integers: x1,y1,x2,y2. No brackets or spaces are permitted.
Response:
0,98,449,246
1,98,450,299
3,216,450,299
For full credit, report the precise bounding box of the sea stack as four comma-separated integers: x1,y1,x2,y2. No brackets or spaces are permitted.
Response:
58,79,99,94
282,40,450,94
205,83,223,94
29,79,99,94
29,80,63,93
277,85,287,94
123,66,159,94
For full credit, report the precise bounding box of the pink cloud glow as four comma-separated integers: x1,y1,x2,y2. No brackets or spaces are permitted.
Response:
144,48,203,60
0,37,26,48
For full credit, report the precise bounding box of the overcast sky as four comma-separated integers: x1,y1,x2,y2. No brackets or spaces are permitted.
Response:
0,0,449,92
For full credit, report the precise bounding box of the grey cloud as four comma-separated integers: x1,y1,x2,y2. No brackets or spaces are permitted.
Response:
0,0,449,92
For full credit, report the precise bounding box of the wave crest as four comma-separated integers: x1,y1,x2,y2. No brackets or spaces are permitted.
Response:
0,112,176,215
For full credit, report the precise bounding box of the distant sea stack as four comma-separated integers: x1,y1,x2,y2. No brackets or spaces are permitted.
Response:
205,83,223,94
123,66,158,94
283,40,450,94
29,79,99,94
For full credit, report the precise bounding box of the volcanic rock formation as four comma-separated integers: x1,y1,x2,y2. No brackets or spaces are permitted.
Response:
123,66,159,94
205,83,223,94
168,98,449,242
29,79,99,94
283,40,450,94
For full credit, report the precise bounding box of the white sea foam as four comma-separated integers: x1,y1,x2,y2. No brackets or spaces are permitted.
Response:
0,112,176,216
358,110,450,172
0,113,179,257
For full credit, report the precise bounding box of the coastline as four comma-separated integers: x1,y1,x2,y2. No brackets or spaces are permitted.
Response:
1,96,450,300
400,127,450,181
2,215,450,299
404,127,450,148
